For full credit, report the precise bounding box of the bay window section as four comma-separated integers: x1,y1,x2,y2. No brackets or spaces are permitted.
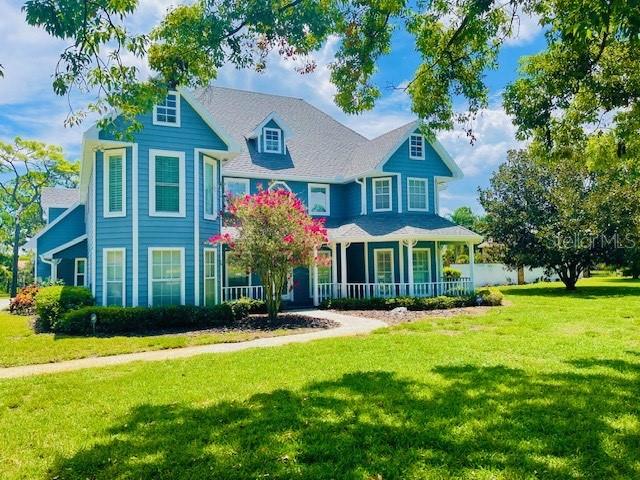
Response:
223,178,250,208
149,248,184,306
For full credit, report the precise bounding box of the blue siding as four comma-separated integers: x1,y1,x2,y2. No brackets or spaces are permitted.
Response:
37,205,86,281
48,207,67,223
52,240,88,285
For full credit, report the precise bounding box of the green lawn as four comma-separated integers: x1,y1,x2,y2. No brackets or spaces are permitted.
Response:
1,277,639,479
0,312,300,367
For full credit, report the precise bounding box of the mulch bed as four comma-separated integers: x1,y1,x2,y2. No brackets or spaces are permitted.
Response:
337,306,493,326
231,314,339,332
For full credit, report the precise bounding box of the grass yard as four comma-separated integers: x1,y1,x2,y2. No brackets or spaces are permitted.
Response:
0,312,308,367
1,277,639,479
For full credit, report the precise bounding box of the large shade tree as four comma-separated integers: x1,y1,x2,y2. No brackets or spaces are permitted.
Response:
6,0,638,142
479,128,640,290
209,187,328,320
0,138,79,296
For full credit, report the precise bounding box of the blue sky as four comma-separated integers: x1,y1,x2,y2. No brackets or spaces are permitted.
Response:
0,0,545,215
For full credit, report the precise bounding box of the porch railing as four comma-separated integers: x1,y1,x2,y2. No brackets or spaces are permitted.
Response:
222,285,264,301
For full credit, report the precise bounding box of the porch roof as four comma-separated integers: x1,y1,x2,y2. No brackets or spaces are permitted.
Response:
325,213,482,243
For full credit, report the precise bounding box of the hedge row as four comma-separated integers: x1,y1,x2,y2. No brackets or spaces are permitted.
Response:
53,297,267,335
320,288,503,311
34,286,94,331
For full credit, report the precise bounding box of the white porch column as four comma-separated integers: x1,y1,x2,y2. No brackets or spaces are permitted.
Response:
330,243,338,298
468,242,475,292
407,241,414,296
312,246,319,306
434,241,440,280
340,242,349,298
399,242,405,293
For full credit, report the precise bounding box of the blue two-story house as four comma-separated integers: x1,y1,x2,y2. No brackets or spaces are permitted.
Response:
27,86,481,307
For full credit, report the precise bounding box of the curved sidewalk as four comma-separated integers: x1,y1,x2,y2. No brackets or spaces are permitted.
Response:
0,310,387,380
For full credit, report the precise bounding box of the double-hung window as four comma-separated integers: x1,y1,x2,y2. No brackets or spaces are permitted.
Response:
204,248,218,306
74,258,87,287
263,128,282,153
149,248,184,306
374,249,394,284
407,178,429,211
103,149,126,217
204,156,218,219
104,248,125,306
223,178,250,208
373,177,392,212
153,92,180,127
409,134,425,160
308,183,330,215
149,150,185,217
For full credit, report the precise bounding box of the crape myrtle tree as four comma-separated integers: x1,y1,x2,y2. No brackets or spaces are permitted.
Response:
479,128,640,290
10,0,640,144
0,138,79,296
209,187,329,320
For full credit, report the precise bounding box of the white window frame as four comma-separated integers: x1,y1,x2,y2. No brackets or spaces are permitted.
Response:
149,149,186,218
412,248,432,283
203,156,218,220
153,91,181,127
409,133,425,160
309,249,332,297
203,247,218,306
372,177,392,212
74,257,87,287
268,180,292,192
148,247,185,306
223,177,250,209
263,127,282,154
374,248,395,284
407,177,429,212
307,183,331,216
103,148,126,218
102,248,125,306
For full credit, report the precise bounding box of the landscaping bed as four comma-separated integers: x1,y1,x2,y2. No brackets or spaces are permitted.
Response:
342,305,494,326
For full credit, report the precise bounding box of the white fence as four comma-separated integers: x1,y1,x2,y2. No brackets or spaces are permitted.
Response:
451,263,560,287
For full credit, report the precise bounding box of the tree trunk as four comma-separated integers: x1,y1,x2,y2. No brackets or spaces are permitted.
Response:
10,222,20,297
558,263,580,291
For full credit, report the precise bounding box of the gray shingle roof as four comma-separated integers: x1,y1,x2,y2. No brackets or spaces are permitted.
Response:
326,213,482,242
192,86,430,180
41,187,80,209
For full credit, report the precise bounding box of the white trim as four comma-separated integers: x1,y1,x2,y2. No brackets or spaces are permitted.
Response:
372,177,392,212
203,247,218,306
263,127,283,154
407,177,429,212
194,150,200,305
329,233,483,244
29,202,83,242
102,148,126,218
40,234,88,258
412,247,432,283
132,143,139,306
103,248,126,307
149,149,186,217
373,248,395,284
409,133,426,160
152,91,181,127
203,155,218,220
147,247,186,306
91,152,96,296
396,173,403,214
247,112,294,140
268,180,291,192
307,183,331,216
74,258,87,286
308,249,332,297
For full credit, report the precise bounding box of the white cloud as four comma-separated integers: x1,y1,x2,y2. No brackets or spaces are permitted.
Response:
504,11,542,46
438,108,522,177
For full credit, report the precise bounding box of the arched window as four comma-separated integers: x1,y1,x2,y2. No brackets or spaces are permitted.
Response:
268,181,291,192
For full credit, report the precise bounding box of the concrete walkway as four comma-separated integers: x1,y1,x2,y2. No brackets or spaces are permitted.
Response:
0,310,387,380
0,298,10,311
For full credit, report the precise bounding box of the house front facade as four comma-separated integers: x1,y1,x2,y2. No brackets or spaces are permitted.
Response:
28,87,481,307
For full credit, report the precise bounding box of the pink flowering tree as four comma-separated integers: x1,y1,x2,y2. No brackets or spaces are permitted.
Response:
209,187,328,320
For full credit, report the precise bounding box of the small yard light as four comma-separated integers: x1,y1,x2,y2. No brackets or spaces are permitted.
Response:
90,313,97,334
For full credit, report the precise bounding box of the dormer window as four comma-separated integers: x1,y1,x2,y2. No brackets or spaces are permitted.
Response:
409,133,425,160
263,127,282,153
153,92,181,127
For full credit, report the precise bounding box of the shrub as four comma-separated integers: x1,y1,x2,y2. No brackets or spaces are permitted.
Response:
34,286,94,331
320,295,476,311
476,288,503,306
443,267,462,279
56,304,237,335
9,284,39,315
226,297,267,319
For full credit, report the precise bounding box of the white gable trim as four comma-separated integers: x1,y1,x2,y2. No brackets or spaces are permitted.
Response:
28,202,84,243
39,234,88,259
247,112,293,140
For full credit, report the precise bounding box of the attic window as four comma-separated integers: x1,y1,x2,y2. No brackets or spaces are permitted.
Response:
263,128,282,153
153,92,180,127
409,134,425,160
